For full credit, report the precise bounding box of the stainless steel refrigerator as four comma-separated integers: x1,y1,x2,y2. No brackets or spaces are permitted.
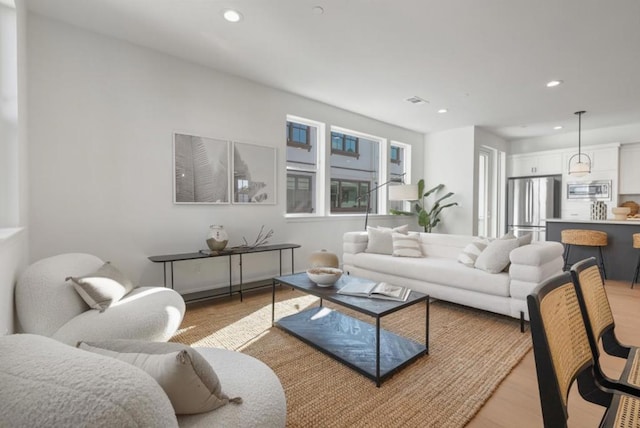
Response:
507,176,560,241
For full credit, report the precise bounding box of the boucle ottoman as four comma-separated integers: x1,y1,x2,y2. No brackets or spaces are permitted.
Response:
0,334,286,427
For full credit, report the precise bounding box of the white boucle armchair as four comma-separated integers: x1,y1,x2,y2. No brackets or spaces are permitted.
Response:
15,253,186,345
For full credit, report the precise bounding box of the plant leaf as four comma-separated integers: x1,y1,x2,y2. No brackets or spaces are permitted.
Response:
423,183,444,198
389,209,414,216
417,179,425,198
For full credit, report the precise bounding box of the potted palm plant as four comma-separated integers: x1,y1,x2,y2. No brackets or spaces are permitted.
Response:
390,180,458,232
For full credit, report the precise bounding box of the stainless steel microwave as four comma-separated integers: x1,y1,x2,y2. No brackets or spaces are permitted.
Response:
566,180,612,201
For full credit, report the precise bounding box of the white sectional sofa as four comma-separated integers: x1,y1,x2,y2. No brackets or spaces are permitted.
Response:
342,231,564,330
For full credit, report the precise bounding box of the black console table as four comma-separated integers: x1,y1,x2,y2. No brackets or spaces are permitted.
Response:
149,243,300,302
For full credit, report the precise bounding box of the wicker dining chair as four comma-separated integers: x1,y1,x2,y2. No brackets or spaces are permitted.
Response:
570,257,640,397
527,272,640,427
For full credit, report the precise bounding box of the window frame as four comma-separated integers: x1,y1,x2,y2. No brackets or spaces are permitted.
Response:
286,121,312,151
285,115,325,217
330,131,360,159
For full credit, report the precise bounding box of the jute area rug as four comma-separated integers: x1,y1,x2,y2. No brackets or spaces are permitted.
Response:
171,288,532,428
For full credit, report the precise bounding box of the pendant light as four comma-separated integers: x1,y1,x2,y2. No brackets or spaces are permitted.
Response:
568,110,591,177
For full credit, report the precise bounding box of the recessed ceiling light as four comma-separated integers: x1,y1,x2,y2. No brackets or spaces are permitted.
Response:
222,9,243,23
437,108,448,114
553,125,563,130
312,6,324,15
546,80,563,88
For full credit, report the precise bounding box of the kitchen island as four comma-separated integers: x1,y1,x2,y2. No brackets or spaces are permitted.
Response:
546,218,640,282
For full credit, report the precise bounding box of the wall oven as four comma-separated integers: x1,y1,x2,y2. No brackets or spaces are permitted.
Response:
566,180,612,201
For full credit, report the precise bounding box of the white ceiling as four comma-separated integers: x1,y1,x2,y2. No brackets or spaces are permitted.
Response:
24,0,640,140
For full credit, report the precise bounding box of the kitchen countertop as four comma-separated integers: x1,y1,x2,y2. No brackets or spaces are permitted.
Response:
545,218,640,225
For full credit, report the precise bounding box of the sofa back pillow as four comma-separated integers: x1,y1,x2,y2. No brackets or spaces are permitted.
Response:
392,232,423,258
474,238,519,273
457,238,490,267
365,225,409,255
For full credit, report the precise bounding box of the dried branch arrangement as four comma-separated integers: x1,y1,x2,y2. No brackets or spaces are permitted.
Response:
240,225,274,249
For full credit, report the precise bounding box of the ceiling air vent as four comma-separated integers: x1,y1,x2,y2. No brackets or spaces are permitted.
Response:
405,96,428,105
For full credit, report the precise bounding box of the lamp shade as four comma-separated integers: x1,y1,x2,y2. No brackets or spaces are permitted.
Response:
388,184,418,201
568,160,591,177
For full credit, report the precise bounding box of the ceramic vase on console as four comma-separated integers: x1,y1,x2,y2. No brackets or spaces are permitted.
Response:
206,225,229,251
308,249,339,268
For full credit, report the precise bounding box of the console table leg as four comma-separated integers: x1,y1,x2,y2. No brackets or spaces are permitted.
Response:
162,262,167,288
239,254,243,302
228,256,232,297
376,316,381,387
170,261,174,290
426,297,430,354
272,279,276,326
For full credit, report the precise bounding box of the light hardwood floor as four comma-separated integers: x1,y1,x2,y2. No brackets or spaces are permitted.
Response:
467,279,640,427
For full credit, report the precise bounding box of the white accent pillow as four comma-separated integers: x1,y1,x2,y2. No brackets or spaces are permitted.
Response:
474,238,520,274
365,225,409,255
392,232,423,258
457,238,489,267
66,262,134,312
78,340,241,415
517,233,533,246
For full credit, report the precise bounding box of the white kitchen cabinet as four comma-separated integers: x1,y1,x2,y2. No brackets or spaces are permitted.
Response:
508,152,562,177
619,143,640,194
563,145,619,174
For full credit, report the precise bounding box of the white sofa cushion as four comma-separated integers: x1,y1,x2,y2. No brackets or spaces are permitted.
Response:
344,253,510,297
510,241,564,265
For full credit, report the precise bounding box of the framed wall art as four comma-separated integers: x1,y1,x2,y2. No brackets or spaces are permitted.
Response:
232,141,277,204
173,133,230,204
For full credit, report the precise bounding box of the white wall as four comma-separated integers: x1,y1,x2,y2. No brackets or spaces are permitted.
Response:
510,122,640,154
0,0,28,335
26,14,423,295
423,126,475,235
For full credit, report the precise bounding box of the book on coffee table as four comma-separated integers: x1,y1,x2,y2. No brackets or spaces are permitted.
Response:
337,281,411,302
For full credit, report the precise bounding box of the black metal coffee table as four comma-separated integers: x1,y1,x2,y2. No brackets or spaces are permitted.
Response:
272,273,429,387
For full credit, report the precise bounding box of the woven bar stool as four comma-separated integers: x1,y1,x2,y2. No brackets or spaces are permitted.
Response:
561,229,608,279
632,233,640,288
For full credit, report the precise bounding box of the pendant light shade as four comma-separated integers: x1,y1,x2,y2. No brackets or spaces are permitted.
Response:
568,110,591,177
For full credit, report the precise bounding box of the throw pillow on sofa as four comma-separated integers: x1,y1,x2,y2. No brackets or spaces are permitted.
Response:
392,232,423,258
365,225,409,255
66,262,134,312
78,340,242,415
457,238,490,267
474,238,519,274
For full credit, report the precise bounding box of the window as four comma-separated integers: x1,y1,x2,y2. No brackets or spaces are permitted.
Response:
285,116,323,215
330,127,380,214
331,132,360,158
285,117,411,218
390,146,401,164
286,121,311,150
388,142,411,213
287,174,313,213
330,179,370,212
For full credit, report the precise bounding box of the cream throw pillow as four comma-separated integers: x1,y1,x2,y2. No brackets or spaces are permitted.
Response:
66,262,134,312
78,340,241,415
365,225,409,255
474,238,519,273
392,232,423,257
457,238,490,267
